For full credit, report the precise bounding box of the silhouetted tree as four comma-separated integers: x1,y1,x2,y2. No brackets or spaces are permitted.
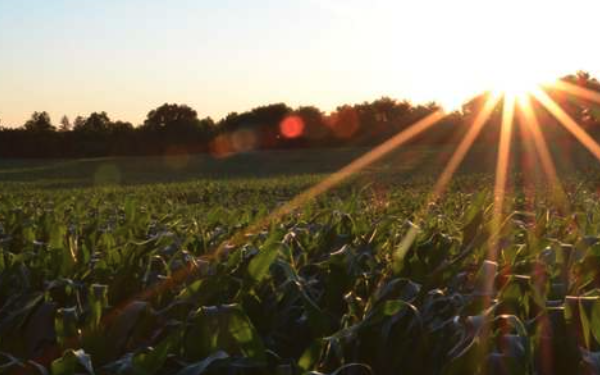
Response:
218,103,292,149
59,116,71,132
139,104,215,153
555,71,600,140
73,112,111,134
563,71,600,92
143,104,202,132
110,120,134,133
295,106,329,142
23,112,55,132
73,116,86,129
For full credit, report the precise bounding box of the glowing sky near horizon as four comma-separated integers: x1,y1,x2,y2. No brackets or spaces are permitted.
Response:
0,0,598,126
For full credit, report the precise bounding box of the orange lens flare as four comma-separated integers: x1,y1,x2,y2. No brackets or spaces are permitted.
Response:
280,116,305,139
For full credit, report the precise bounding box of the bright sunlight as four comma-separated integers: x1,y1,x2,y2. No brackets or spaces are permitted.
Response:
488,70,554,99
331,0,592,110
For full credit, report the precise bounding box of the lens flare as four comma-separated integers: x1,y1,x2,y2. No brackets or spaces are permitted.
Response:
280,116,305,139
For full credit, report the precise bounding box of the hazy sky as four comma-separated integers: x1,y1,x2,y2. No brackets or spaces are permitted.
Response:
1,0,598,126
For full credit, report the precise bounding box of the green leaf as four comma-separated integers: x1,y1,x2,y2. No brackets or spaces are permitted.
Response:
51,349,95,375
49,225,67,251
393,224,419,273
88,284,108,329
567,296,600,349
247,242,279,284
124,198,136,223
185,304,265,361
131,336,174,375
298,340,324,371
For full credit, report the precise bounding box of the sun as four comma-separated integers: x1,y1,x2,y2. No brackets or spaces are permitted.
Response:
484,57,560,102
489,72,542,99
435,63,560,112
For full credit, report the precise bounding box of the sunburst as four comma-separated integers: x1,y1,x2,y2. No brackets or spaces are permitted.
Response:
109,77,600,299
83,76,600,361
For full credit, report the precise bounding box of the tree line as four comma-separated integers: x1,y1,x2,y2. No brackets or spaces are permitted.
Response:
1,72,599,158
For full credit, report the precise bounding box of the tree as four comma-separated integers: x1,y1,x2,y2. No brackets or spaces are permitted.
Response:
73,116,85,128
295,106,328,141
563,71,600,91
140,103,215,154
23,111,55,132
219,103,292,132
143,104,201,132
110,121,134,134
59,115,71,132
73,112,111,134
329,105,360,139
199,117,216,133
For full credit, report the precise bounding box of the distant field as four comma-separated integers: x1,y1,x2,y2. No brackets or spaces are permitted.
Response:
0,146,441,188
0,142,596,189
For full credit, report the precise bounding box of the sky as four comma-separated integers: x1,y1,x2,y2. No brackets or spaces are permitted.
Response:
0,0,599,127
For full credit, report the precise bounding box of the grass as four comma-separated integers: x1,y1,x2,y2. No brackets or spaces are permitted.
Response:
3,146,600,374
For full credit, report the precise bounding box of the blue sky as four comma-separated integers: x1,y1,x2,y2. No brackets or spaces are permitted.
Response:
0,0,596,126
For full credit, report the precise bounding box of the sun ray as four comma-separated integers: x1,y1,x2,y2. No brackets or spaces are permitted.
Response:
517,97,558,185
393,95,501,263
531,87,600,163
516,106,543,193
514,95,569,373
553,80,600,105
430,95,502,200
488,94,516,263
517,95,570,211
476,94,517,366
515,105,544,221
